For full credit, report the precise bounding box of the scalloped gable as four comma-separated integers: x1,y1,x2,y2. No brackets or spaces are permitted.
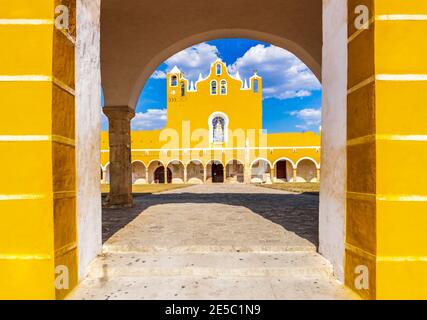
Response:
195,59,256,90
167,60,262,92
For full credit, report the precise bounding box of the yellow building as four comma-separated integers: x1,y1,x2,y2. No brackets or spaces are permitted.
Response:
101,60,321,185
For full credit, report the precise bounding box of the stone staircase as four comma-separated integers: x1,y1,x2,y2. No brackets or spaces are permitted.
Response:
69,185,357,299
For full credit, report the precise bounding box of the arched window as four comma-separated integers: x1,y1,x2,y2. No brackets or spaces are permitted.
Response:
220,80,227,95
212,116,225,143
180,81,186,96
211,80,218,95
253,79,259,93
208,112,229,145
171,75,178,86
216,64,222,75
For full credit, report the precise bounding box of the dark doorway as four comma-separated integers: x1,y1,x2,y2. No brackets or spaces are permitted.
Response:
211,163,224,183
276,160,287,180
154,166,172,183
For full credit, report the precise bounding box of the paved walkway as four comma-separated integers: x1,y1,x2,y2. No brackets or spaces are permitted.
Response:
70,184,356,300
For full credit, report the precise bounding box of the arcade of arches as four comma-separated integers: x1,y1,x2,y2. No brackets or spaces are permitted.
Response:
102,157,319,185
1,0,426,300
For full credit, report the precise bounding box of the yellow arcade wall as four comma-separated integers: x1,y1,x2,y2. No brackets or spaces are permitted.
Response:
100,131,321,170
0,0,78,299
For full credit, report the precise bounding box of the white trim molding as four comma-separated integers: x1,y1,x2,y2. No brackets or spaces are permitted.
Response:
101,145,321,153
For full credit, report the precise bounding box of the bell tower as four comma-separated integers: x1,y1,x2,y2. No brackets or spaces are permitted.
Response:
167,66,188,104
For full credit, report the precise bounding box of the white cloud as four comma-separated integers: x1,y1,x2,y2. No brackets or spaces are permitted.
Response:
270,89,312,100
159,42,320,100
164,43,219,81
150,70,167,79
290,108,321,130
131,109,167,130
228,44,321,100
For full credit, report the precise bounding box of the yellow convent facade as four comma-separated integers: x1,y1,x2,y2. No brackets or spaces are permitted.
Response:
100,60,321,185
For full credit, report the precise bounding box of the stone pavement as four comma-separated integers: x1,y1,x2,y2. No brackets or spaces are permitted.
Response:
69,184,356,300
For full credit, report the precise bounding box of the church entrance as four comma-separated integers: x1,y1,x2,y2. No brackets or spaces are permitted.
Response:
154,166,172,184
276,160,287,180
211,163,224,183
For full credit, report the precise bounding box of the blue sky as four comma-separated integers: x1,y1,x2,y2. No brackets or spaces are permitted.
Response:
102,38,322,133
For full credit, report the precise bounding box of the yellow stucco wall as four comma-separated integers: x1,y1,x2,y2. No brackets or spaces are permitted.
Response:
346,0,427,299
0,0,78,299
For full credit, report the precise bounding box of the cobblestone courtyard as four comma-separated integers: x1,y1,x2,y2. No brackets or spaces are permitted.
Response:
70,184,355,300
102,184,319,248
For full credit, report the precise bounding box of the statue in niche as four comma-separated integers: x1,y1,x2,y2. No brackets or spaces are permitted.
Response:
212,116,225,143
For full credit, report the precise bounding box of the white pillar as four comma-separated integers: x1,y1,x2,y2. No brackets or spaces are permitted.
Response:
76,0,102,280
319,0,347,282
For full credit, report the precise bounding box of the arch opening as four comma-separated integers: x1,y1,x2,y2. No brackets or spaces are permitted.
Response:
296,159,318,183
274,159,294,183
167,160,185,184
153,166,172,184
251,159,271,184
187,160,204,184
206,160,224,183
132,161,147,184
226,160,244,183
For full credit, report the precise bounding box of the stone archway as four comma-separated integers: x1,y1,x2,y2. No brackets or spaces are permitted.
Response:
273,159,295,183
206,160,224,183
147,161,165,184
225,160,244,183
250,159,272,184
167,160,185,184
100,1,322,110
153,166,172,184
97,2,332,295
131,161,147,184
296,159,318,183
186,160,204,184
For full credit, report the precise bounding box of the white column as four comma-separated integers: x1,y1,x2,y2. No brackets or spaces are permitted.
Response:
319,0,347,282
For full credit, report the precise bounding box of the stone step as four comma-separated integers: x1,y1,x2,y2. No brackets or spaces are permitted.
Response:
86,251,334,279
103,243,317,254
69,273,357,300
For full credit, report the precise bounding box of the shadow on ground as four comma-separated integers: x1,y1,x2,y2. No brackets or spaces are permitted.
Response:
102,191,319,248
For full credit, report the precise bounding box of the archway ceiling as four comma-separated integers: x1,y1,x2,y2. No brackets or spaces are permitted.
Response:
101,0,322,109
